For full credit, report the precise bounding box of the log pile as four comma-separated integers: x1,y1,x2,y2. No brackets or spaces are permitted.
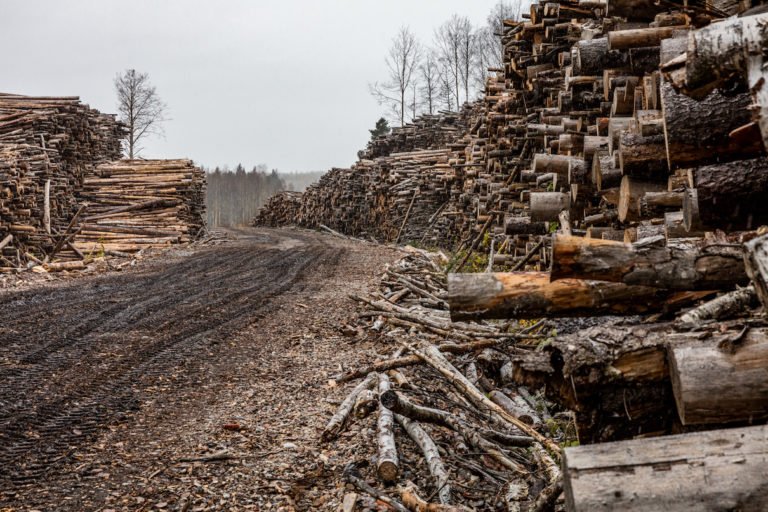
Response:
0,94,124,269
75,160,207,254
289,1,768,509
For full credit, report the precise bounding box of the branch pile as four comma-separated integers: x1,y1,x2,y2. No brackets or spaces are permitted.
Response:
324,248,571,511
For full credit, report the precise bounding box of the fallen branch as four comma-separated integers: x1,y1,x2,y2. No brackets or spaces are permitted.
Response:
322,372,378,441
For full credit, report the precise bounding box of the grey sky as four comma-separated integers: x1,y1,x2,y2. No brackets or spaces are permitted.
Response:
2,1,515,172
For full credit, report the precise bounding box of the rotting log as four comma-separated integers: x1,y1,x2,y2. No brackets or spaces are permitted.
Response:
447,271,709,320
563,424,768,511
550,234,747,290
669,329,768,426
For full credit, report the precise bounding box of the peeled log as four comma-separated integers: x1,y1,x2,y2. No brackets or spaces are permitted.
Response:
608,26,687,50
447,271,709,320
563,424,768,511
689,156,768,231
550,234,747,290
669,329,768,426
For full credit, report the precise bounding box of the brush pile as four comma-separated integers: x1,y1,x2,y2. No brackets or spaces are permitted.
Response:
325,248,569,511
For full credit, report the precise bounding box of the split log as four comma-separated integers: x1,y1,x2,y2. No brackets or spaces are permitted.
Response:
447,271,706,320
377,374,399,482
563,424,768,511
550,234,747,290
669,329,768,425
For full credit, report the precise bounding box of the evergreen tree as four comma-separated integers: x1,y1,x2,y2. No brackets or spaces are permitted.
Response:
369,117,391,140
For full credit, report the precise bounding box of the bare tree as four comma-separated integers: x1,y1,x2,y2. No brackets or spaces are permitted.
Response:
419,51,441,115
435,15,476,109
474,1,525,91
114,69,167,159
369,27,422,127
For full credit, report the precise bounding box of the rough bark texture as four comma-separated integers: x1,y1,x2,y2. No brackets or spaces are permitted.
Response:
744,233,768,310
395,414,452,505
669,329,768,426
550,234,747,290
376,374,399,482
447,271,706,320
564,424,768,512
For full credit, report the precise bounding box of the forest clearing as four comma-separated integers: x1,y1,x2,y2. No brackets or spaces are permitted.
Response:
3,0,768,510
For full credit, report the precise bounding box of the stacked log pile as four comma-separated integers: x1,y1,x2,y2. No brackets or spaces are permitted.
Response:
75,160,207,254
0,94,124,269
294,1,768,509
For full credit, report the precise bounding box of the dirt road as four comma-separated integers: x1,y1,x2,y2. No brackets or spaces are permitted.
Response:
0,228,400,511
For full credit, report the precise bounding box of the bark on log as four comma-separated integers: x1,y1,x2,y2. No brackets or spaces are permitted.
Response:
661,81,759,169
377,374,399,482
322,372,378,441
395,414,452,505
688,156,768,231
608,26,687,50
744,233,768,310
563,424,768,511
669,329,768,425
678,286,757,324
550,234,747,290
447,271,706,320
530,192,571,222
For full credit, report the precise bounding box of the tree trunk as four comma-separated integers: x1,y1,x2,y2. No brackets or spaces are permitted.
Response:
608,26,687,50
550,234,748,290
669,329,768,426
564,424,768,511
447,271,708,320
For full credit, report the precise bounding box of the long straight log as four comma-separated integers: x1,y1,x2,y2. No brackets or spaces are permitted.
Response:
563,424,768,511
550,234,747,290
395,415,452,505
447,271,707,320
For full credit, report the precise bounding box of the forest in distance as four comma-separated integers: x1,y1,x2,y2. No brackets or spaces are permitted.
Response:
205,165,324,227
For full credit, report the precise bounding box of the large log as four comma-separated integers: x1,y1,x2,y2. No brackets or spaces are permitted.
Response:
660,81,760,169
447,271,710,320
530,192,570,222
564,424,768,511
669,328,768,426
687,156,768,231
618,131,668,179
550,234,747,290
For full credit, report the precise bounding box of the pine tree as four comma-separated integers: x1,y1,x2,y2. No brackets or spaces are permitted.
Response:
369,117,391,140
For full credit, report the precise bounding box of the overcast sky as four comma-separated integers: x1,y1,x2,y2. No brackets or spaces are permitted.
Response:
1,0,514,172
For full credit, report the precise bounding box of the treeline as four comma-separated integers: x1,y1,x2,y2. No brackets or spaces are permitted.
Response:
370,0,523,126
205,165,286,227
